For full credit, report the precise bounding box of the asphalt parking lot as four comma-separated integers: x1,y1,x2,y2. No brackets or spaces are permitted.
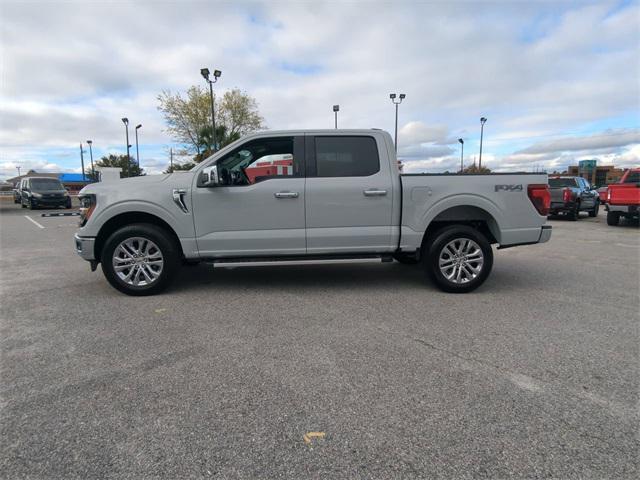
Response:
1,200,638,479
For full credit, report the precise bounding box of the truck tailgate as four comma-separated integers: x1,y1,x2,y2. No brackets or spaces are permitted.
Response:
608,184,640,205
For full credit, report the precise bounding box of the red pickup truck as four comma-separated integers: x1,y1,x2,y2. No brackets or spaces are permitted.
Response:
606,168,640,226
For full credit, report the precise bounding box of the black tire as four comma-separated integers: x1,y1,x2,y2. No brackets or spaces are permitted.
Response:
28,199,35,210
568,202,579,221
65,199,72,209
100,223,181,296
588,201,599,217
21,201,26,209
606,211,620,226
393,253,419,265
423,225,493,293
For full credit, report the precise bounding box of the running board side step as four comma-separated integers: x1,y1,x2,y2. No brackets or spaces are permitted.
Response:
205,253,395,265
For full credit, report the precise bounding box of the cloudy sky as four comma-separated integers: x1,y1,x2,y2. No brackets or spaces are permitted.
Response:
1,0,639,180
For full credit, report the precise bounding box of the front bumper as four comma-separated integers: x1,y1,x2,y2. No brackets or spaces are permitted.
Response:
74,233,96,261
32,198,69,207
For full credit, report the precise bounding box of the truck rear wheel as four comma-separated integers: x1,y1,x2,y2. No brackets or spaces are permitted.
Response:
568,202,579,221
100,223,180,296
606,211,620,226
588,201,599,217
423,225,493,293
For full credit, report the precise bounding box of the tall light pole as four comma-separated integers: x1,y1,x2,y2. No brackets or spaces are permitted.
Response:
389,93,406,153
201,67,222,152
333,105,339,129
458,138,464,173
16,166,21,177
79,143,86,182
479,117,487,169
86,140,95,180
122,117,130,177
135,124,142,173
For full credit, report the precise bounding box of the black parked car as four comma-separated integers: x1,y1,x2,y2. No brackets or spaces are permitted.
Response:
19,177,72,209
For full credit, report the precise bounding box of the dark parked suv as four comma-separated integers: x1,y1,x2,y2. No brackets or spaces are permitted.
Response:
19,177,72,209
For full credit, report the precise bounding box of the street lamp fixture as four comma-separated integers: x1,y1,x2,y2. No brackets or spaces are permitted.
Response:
389,93,406,153
86,140,95,180
458,138,464,173
479,117,487,169
333,105,339,129
122,117,130,177
201,67,222,152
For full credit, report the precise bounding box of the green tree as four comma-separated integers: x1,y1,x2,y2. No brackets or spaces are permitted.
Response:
157,86,265,161
461,164,491,174
91,154,144,177
165,161,196,173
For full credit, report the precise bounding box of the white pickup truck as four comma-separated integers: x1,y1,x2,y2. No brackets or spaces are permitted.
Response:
75,129,551,295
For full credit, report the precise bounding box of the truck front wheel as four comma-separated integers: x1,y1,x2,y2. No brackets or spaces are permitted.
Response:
100,224,180,296
424,225,493,293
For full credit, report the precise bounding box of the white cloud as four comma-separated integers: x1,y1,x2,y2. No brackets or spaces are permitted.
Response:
516,129,640,154
0,0,638,179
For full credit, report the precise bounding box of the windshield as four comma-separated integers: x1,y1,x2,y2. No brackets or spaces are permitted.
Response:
30,179,64,191
624,172,639,183
549,178,577,188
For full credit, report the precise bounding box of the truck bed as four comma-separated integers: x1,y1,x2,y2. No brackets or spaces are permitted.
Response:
399,173,549,249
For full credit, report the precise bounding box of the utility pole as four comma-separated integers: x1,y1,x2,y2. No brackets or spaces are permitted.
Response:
79,143,86,181
333,105,339,129
479,117,487,169
16,166,21,177
458,138,464,173
201,68,222,151
122,118,130,177
135,124,142,174
389,94,406,153
170,148,173,171
87,140,95,180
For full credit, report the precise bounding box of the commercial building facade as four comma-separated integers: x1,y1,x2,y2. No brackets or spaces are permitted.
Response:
566,161,625,187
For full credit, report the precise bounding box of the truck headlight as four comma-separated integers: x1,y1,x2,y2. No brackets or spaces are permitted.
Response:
31,192,43,198
79,194,96,226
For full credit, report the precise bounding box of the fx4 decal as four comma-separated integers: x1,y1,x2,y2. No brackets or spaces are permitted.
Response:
495,184,523,192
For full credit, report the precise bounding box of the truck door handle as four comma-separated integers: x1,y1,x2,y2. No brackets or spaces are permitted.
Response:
363,189,387,197
274,191,299,199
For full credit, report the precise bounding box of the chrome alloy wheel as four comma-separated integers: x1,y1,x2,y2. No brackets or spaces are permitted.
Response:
438,238,484,284
112,237,164,286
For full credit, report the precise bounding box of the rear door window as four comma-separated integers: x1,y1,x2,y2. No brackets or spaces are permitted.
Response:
314,136,379,177
549,178,578,188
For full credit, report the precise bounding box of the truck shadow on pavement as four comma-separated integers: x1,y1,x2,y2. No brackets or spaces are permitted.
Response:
166,260,539,296
169,262,434,294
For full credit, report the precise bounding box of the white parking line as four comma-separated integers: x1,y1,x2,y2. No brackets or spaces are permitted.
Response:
614,243,638,248
24,215,45,229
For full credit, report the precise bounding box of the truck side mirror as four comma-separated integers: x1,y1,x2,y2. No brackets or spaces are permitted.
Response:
200,165,220,187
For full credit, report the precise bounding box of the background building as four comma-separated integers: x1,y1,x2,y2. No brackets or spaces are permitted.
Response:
566,161,625,186
6,170,93,193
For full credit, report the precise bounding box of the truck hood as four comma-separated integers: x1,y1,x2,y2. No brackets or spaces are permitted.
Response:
79,172,194,196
